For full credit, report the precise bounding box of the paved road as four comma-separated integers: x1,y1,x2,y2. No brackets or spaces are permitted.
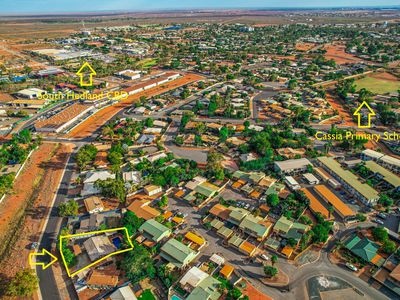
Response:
36,142,83,300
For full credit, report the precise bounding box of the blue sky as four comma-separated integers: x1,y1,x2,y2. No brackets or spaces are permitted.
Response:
1,0,399,14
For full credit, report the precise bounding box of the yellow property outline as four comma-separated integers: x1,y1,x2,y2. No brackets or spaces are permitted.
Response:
76,62,96,87
59,227,133,277
353,101,376,129
29,248,58,270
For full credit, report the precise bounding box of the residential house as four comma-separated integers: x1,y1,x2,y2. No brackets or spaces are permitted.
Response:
144,184,162,196
84,196,104,214
139,219,171,243
160,238,198,269
127,200,160,221
344,234,385,267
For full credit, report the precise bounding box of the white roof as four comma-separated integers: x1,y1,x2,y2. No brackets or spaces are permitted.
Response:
248,125,263,132
209,253,225,265
380,155,400,168
179,266,208,288
84,170,115,183
123,171,142,184
285,176,299,185
362,149,384,160
81,182,100,197
153,120,168,127
275,158,312,171
303,173,319,183
185,176,207,190
110,286,137,300
147,152,167,163
143,127,162,134
17,88,46,96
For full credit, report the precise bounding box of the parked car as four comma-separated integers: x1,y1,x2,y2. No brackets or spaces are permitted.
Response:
260,254,269,261
30,242,38,250
345,262,358,272
377,213,387,219
373,218,384,225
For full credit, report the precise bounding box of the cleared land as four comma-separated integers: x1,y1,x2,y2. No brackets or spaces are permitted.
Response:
67,73,203,138
323,43,363,65
355,72,400,94
295,42,316,51
0,143,73,282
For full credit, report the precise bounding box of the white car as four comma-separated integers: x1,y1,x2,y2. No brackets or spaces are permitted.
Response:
346,262,358,272
261,254,269,261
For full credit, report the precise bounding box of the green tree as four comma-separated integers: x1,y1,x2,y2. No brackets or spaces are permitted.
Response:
266,193,279,207
372,227,388,243
123,211,144,236
122,242,155,283
271,254,278,266
206,148,224,180
158,195,169,207
95,178,126,203
228,287,242,299
378,194,393,207
58,200,78,217
264,266,278,278
6,269,38,297
76,144,98,170
382,240,396,254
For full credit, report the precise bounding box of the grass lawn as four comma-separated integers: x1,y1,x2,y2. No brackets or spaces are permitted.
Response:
355,76,400,94
138,289,156,300
137,58,158,69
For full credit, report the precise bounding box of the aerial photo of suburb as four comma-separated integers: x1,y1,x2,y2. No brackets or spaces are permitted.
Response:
0,0,399,299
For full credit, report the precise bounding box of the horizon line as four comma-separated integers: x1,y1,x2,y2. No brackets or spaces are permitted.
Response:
1,5,400,17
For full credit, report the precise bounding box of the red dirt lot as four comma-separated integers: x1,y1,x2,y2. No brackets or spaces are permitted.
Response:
325,92,356,126
369,71,399,82
295,42,316,51
0,142,73,279
67,73,204,139
323,43,363,65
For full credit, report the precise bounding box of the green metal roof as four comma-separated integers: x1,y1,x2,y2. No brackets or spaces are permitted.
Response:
194,182,219,198
217,226,234,238
239,215,270,238
139,219,171,242
186,276,221,300
265,183,285,195
365,160,400,188
345,234,380,263
228,207,249,224
265,237,280,250
274,216,293,234
318,157,379,201
160,238,196,268
228,234,244,248
210,218,224,230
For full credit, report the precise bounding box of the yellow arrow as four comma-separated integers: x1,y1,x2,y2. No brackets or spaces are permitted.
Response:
29,249,58,270
76,62,96,87
353,101,375,129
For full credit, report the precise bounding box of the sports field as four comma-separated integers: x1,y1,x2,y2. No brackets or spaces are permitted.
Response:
355,72,400,94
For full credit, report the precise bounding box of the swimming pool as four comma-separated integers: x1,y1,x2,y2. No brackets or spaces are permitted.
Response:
112,237,122,249
171,295,183,300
